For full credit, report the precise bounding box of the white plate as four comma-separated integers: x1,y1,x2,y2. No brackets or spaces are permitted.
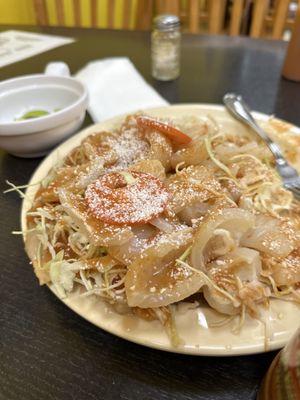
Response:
21,104,300,356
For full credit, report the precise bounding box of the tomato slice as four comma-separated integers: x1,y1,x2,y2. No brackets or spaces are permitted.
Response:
85,171,169,225
136,116,192,145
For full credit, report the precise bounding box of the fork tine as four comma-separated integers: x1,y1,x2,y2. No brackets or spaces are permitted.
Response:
292,190,300,198
284,184,300,199
284,182,300,190
290,183,300,193
291,188,300,199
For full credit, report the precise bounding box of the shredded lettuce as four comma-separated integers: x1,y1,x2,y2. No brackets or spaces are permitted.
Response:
119,171,137,185
204,138,235,179
48,252,84,298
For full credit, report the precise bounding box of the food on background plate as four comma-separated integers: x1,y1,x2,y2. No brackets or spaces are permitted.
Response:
18,113,300,346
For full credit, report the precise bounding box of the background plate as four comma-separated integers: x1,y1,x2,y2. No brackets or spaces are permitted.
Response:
21,104,300,356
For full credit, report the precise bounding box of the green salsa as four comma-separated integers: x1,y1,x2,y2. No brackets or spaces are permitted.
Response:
16,108,61,121
16,110,50,121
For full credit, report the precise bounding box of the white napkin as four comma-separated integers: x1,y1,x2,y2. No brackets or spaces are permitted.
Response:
75,57,168,122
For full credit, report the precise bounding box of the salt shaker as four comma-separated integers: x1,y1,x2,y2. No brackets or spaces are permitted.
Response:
151,14,181,81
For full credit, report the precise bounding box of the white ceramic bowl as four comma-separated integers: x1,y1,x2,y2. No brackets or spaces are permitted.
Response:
0,72,88,157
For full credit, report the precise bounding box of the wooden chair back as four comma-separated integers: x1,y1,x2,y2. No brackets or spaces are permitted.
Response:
182,0,298,38
33,0,299,39
187,0,226,34
249,0,296,39
33,0,154,30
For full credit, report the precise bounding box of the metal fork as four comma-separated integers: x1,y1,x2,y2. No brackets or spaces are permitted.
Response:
223,93,300,201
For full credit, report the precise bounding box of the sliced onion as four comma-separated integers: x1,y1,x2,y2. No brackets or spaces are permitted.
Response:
191,208,255,271
130,159,166,181
270,248,300,286
238,281,268,315
167,165,222,215
146,131,173,170
171,138,208,168
125,228,206,308
203,286,240,315
214,142,266,162
72,157,104,191
177,202,210,225
241,214,297,258
149,216,174,233
203,247,261,315
220,179,242,203
231,247,262,281
109,225,157,264
210,229,236,256
208,247,261,282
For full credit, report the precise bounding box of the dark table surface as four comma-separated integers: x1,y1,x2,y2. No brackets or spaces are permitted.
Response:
1,25,300,400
